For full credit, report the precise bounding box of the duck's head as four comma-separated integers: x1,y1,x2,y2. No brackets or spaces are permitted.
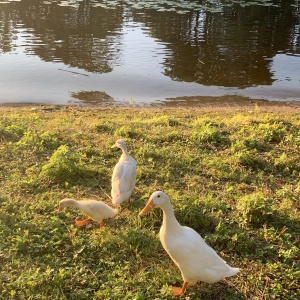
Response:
139,191,169,216
57,198,72,213
111,139,127,149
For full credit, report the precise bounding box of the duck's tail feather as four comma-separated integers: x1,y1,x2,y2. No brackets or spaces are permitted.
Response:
227,267,239,277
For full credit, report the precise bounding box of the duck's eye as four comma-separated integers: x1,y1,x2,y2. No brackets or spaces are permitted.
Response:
157,195,160,198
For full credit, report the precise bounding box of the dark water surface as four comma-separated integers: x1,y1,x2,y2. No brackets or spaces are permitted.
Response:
0,0,299,106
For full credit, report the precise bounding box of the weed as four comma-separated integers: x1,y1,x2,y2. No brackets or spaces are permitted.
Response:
40,145,88,181
114,125,140,139
192,121,230,147
236,192,274,226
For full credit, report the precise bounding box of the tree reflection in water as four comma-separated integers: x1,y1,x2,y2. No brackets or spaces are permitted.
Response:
0,0,299,105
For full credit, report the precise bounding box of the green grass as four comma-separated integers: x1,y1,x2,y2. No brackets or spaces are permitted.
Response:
0,105,299,299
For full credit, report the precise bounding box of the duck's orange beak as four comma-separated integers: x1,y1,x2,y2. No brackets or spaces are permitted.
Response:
139,199,155,216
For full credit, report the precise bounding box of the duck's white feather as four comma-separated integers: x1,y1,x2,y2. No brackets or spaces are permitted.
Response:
111,160,136,201
111,139,137,205
59,198,119,222
140,191,239,286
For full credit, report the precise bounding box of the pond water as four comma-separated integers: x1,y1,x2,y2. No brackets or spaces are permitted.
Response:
0,0,299,106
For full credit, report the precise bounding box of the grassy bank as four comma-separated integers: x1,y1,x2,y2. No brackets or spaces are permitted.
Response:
0,105,299,300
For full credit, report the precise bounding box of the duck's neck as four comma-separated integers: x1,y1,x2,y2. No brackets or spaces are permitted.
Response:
120,146,130,160
63,199,78,208
161,202,181,234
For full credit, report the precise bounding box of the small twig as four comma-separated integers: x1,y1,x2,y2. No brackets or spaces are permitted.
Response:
93,176,112,201
277,226,288,238
223,278,242,294
98,183,113,201
58,68,89,77
86,265,98,280
59,286,68,299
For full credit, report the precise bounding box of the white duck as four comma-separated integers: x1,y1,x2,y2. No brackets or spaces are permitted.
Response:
58,198,119,231
139,191,239,296
111,139,137,205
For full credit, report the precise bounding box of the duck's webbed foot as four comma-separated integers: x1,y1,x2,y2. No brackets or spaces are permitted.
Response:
171,281,188,296
75,218,92,227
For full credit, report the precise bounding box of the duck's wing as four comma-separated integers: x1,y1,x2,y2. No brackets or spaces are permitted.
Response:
165,226,229,271
75,200,106,220
111,160,137,198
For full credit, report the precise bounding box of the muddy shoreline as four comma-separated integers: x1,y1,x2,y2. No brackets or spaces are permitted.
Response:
1,95,300,112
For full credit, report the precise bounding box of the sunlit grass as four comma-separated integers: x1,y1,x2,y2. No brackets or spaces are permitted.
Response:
0,105,299,299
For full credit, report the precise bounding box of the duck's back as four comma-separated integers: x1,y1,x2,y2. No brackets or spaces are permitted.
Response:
77,200,117,221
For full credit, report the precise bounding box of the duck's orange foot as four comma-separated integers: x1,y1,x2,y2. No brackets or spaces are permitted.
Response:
171,287,183,296
75,218,91,227
99,221,104,231
171,282,188,296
